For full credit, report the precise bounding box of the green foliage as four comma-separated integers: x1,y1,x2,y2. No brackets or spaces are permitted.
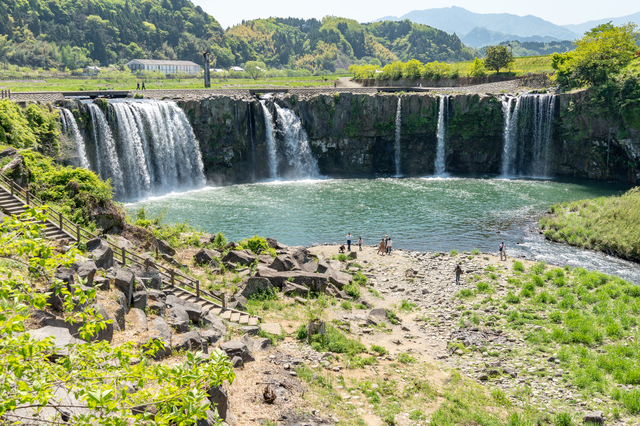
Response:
341,301,352,310
213,232,228,250
540,188,640,261
552,23,639,87
468,57,487,77
371,344,388,356
344,282,361,298
513,261,525,273
398,299,417,312
244,61,267,79
310,325,366,355
450,249,458,256
237,235,269,254
471,248,481,255
0,210,235,424
0,100,59,153
554,412,574,426
484,45,515,73
397,353,416,364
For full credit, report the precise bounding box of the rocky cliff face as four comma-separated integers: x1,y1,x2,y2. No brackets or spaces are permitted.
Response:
60,91,640,185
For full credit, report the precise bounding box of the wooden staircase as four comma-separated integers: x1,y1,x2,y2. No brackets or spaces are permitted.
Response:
0,173,259,326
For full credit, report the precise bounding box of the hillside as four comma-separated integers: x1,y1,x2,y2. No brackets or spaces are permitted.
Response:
461,27,561,48
377,6,577,41
477,40,575,57
0,0,473,72
226,17,474,70
562,11,640,35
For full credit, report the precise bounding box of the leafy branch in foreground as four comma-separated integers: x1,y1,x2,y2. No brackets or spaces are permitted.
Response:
0,209,235,425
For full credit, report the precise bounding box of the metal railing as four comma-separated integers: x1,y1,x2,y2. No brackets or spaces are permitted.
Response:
0,172,228,308
0,90,10,99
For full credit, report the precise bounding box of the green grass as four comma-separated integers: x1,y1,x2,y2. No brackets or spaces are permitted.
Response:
450,54,554,77
540,188,640,261
2,73,346,92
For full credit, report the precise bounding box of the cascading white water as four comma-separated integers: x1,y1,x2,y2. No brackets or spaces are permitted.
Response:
394,98,402,176
87,104,125,197
527,94,557,177
500,94,556,177
107,100,206,200
434,95,448,175
274,104,320,179
500,96,522,177
59,107,90,169
260,100,278,179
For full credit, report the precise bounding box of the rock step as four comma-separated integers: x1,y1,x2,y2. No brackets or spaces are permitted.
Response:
248,317,259,326
239,314,249,325
220,310,232,320
230,312,240,322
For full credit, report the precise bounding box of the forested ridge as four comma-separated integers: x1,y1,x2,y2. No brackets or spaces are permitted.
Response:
0,0,473,71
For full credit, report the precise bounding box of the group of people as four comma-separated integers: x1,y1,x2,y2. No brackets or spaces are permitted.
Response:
339,233,391,254
136,81,146,90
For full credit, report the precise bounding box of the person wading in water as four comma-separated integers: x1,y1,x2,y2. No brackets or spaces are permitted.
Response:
454,263,463,285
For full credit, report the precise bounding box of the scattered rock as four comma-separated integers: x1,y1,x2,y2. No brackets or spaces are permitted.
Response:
172,331,206,353
207,385,228,421
74,261,97,287
232,356,244,368
222,250,256,266
263,385,276,404
236,277,273,299
165,306,190,333
220,340,254,363
269,254,297,272
113,266,135,305
583,411,604,425
367,308,387,326
132,290,148,310
194,248,222,266
282,282,310,297
27,326,85,358
85,238,114,270
239,326,260,336
156,239,176,256
166,295,202,322
145,317,173,359
260,323,282,336
126,308,148,334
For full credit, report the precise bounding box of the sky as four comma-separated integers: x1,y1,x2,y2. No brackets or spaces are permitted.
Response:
192,0,639,29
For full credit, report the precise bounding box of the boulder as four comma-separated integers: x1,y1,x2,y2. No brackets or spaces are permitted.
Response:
113,267,135,305
222,250,256,266
194,248,222,266
258,254,274,264
354,298,373,309
126,308,148,334
253,338,271,351
326,269,352,289
239,326,260,336
156,239,176,256
201,328,223,344
220,340,254,363
2,156,30,187
207,385,228,421
503,367,518,378
583,412,604,426
282,282,309,297
316,259,331,274
367,308,387,326
132,291,147,310
75,261,97,287
260,323,282,336
241,334,254,352
47,282,68,312
144,317,172,359
256,267,328,292
93,303,114,343
227,295,247,311
166,295,202,322
172,331,206,353
147,301,165,316
55,268,75,286
93,276,110,291
289,247,316,273
269,254,298,272
110,235,135,250
202,313,228,335
196,410,219,426
237,277,273,299
266,238,278,249
114,290,129,315
89,200,125,234
348,251,357,259
165,306,190,333
28,326,85,358
147,289,166,303
232,356,244,368
0,147,18,159
86,238,114,269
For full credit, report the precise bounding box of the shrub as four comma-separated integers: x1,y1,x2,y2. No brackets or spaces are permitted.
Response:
397,353,416,364
399,299,416,312
471,248,481,255
237,235,269,254
341,301,352,310
506,291,521,304
344,282,361,298
213,232,228,249
371,344,388,356
310,325,366,355
450,249,458,256
513,261,525,272
554,412,574,426
354,303,367,309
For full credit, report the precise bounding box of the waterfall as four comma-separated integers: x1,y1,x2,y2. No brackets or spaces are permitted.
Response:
87,104,125,197
499,94,556,177
434,95,449,175
260,100,278,179
394,98,402,176
59,108,90,169
525,94,557,177
248,105,256,181
500,96,522,177
84,100,205,201
274,104,320,179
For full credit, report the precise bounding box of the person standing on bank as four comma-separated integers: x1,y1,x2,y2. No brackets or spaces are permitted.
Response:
141,81,146,90
136,81,140,90
499,241,506,261
386,237,393,254
454,263,463,285
358,236,363,251
346,232,352,252
378,238,386,256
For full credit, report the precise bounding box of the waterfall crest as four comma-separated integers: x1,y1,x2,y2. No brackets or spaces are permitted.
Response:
394,98,402,176
274,104,319,179
59,107,90,169
84,100,205,200
500,94,557,177
260,101,278,179
434,95,449,175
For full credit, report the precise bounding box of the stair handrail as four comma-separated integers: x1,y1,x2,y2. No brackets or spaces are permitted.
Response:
0,172,228,308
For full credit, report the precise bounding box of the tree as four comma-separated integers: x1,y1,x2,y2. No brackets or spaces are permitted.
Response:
468,57,486,77
484,45,514,73
0,209,235,425
552,22,639,87
244,61,266,79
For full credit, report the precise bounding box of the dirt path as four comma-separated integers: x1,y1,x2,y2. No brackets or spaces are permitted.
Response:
335,77,362,88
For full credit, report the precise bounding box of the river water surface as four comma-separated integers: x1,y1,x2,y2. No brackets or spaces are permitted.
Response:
126,176,640,283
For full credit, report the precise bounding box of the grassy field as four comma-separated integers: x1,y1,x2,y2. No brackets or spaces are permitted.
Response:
540,187,640,262
0,74,346,92
451,54,555,76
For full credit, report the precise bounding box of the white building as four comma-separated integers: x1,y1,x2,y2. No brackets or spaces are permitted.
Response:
125,59,201,75
229,66,245,72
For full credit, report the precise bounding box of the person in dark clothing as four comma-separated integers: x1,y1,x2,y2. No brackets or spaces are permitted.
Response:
141,81,146,90
346,232,352,251
454,263,463,284
358,236,363,251
136,82,140,90
499,241,506,261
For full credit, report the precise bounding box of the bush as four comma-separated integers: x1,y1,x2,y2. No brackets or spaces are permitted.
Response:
341,301,352,310
371,344,388,355
554,412,574,426
310,325,366,355
513,261,525,272
344,282,361,298
467,58,487,77
213,232,228,250
237,235,269,254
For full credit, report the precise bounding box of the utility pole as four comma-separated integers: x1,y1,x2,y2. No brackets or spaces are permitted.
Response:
203,51,210,88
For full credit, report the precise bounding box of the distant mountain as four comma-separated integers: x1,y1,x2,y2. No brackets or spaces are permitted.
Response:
562,11,640,36
461,27,560,48
375,6,578,41
478,40,575,57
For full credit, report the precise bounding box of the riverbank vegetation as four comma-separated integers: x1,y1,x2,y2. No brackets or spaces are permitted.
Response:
540,187,640,261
